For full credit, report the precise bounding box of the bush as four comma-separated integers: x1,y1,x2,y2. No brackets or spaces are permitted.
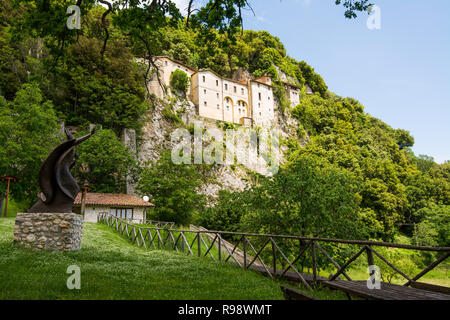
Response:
162,106,183,124
197,190,244,233
170,69,189,93
136,151,205,225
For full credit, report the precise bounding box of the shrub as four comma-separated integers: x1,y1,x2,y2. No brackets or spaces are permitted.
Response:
162,106,183,124
136,151,205,225
170,69,189,93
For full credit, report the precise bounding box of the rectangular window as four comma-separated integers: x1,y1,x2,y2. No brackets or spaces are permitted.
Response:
126,209,133,219
258,93,262,101
217,93,220,99
204,89,207,94
225,84,228,90
234,86,237,93
204,101,207,106
110,208,133,220
203,76,206,82
241,88,244,95
216,80,219,86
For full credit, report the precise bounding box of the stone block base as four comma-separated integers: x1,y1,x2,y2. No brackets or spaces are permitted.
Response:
14,213,83,251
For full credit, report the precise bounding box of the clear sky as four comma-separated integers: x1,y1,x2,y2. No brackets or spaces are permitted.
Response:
175,0,450,163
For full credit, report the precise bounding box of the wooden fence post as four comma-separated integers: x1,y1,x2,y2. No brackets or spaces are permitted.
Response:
271,238,277,279
198,233,201,257
243,236,247,268
218,235,222,261
181,233,185,253
311,242,317,285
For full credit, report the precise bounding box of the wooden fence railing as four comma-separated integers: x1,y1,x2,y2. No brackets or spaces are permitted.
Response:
137,219,175,228
97,212,450,291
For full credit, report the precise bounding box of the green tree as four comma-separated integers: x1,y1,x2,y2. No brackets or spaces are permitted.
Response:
414,204,449,248
170,69,189,93
241,155,364,240
198,190,244,233
395,128,415,149
75,129,137,193
413,154,436,174
0,83,60,204
47,37,147,135
136,151,205,225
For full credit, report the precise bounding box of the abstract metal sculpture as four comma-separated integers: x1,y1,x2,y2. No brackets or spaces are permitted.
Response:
28,128,96,213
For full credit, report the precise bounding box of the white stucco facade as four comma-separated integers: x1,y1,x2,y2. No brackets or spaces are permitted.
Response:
286,84,300,108
250,80,275,127
192,70,250,124
83,205,147,223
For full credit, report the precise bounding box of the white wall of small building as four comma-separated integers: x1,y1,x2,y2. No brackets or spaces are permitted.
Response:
82,206,146,223
197,70,224,121
222,79,249,123
250,81,275,127
196,71,250,124
288,87,300,108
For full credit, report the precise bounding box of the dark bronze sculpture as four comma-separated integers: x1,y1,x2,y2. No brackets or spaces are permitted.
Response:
28,128,96,213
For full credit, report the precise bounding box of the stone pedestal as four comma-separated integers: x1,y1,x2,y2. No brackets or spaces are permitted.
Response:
14,213,83,251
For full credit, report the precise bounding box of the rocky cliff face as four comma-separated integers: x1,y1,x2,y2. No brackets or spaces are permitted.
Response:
136,89,304,203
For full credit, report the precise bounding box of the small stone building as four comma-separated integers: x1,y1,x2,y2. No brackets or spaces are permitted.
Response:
73,193,155,223
284,82,301,108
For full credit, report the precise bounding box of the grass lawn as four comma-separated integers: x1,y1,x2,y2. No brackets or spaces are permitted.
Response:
0,217,287,300
0,199,27,218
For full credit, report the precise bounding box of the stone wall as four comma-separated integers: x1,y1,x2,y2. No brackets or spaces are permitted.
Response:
14,213,83,251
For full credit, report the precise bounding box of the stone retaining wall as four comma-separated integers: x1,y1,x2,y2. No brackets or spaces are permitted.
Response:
14,213,83,251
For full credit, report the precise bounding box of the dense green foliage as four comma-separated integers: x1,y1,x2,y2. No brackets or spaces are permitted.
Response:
241,156,364,240
136,152,206,225
201,93,448,247
49,36,148,134
170,69,189,93
200,96,449,258
0,83,61,205
75,129,138,194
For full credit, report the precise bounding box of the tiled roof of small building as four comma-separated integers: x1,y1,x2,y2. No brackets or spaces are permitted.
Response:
283,81,300,89
74,193,155,207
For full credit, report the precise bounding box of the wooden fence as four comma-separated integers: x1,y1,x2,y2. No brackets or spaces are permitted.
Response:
97,212,450,291
137,219,175,228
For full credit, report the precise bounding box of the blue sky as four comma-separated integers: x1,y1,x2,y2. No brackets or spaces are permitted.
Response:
176,0,450,163
244,0,450,163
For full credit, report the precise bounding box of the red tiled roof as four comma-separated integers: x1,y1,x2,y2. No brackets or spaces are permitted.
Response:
282,81,300,89
74,193,155,208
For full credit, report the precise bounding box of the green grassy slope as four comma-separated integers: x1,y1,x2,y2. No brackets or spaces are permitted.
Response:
0,218,285,300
